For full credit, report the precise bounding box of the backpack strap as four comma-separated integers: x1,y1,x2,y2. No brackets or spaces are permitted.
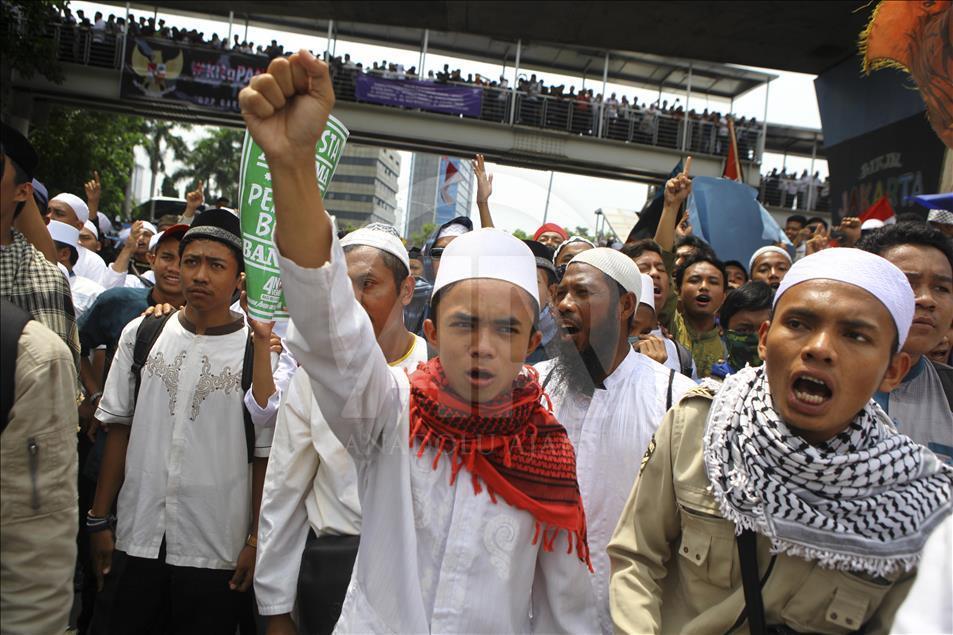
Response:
736,529,767,635
240,333,254,464
675,340,694,378
131,311,177,405
1,299,33,434
666,368,675,411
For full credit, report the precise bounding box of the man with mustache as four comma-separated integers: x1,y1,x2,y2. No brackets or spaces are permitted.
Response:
536,247,694,633
860,222,953,464
609,247,952,634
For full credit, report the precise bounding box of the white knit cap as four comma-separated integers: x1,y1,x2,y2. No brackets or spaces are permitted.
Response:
340,223,410,272
432,228,539,307
927,209,953,225
749,245,791,272
553,235,595,264
48,220,79,248
50,193,89,224
774,248,915,348
140,221,158,237
436,221,470,241
568,247,642,298
82,219,99,239
638,273,655,311
148,231,164,252
861,218,885,231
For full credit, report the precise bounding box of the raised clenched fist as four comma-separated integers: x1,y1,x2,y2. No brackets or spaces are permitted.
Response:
238,51,336,167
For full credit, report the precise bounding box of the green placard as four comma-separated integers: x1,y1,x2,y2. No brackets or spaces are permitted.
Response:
239,115,349,321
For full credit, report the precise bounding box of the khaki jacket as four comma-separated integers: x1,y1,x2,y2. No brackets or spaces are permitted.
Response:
0,320,78,635
607,387,914,635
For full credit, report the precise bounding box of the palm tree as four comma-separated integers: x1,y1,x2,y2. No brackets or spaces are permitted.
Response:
172,127,244,203
140,120,190,216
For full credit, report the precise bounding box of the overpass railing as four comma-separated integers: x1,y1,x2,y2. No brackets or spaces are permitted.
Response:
32,22,763,163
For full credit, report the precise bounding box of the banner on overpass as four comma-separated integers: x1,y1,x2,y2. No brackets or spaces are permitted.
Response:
825,113,945,219
355,75,482,117
121,37,267,113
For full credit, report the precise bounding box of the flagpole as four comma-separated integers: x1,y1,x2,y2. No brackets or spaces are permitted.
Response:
542,171,554,224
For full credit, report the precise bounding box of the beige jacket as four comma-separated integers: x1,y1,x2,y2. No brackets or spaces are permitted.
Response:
0,320,78,635
607,387,914,635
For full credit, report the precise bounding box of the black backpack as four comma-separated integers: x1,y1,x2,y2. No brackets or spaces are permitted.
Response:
130,311,255,463
0,299,32,434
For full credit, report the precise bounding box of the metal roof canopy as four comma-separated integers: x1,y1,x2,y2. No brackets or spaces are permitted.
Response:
115,1,776,100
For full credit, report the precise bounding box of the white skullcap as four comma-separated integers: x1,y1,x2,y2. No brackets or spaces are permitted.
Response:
140,221,158,237
861,218,885,231
568,247,642,298
552,235,595,263
48,220,79,248
148,231,164,252
748,245,791,272
50,193,89,224
774,248,915,349
341,224,410,272
638,273,655,311
927,209,953,225
83,219,99,239
436,221,470,240
432,228,539,307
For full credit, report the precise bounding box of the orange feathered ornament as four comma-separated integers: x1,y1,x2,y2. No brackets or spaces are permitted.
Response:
861,0,953,149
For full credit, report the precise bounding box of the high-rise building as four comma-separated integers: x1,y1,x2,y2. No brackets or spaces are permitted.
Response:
405,153,474,239
324,144,401,227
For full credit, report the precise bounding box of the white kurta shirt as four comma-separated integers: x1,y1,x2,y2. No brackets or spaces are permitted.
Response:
69,272,104,319
255,333,427,616
95,312,272,570
536,349,695,634
74,245,108,285
278,232,598,634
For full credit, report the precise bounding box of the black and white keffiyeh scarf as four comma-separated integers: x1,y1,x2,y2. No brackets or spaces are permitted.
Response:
703,365,953,578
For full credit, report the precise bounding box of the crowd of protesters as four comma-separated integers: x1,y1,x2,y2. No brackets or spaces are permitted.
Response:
761,167,831,211
2,50,952,635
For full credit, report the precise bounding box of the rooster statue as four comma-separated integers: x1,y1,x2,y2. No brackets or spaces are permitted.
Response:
862,0,953,149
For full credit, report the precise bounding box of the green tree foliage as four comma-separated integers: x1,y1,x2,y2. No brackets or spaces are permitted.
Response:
160,175,179,197
573,225,596,242
408,222,437,249
141,120,189,201
29,106,146,219
511,228,530,240
1,0,66,115
172,127,243,203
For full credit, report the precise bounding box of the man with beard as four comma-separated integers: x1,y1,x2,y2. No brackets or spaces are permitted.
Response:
536,247,694,633
749,245,792,290
860,223,953,464
609,247,952,634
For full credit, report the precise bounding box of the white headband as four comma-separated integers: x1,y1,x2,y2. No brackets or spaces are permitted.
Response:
749,245,791,272
774,248,915,349
638,273,655,311
436,222,470,241
83,219,99,239
48,220,79,248
568,247,642,298
341,224,411,272
553,235,595,264
50,193,89,224
432,228,539,307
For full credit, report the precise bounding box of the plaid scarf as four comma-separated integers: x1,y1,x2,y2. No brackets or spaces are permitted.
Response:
704,365,953,577
409,358,591,567
1,230,79,368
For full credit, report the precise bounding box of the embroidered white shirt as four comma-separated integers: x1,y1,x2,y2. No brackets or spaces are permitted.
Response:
255,333,427,615
536,349,695,634
277,231,598,633
95,312,272,570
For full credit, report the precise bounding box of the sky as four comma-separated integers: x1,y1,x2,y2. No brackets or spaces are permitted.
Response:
72,1,830,235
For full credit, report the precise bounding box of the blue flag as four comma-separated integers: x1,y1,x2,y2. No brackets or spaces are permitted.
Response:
687,176,791,268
